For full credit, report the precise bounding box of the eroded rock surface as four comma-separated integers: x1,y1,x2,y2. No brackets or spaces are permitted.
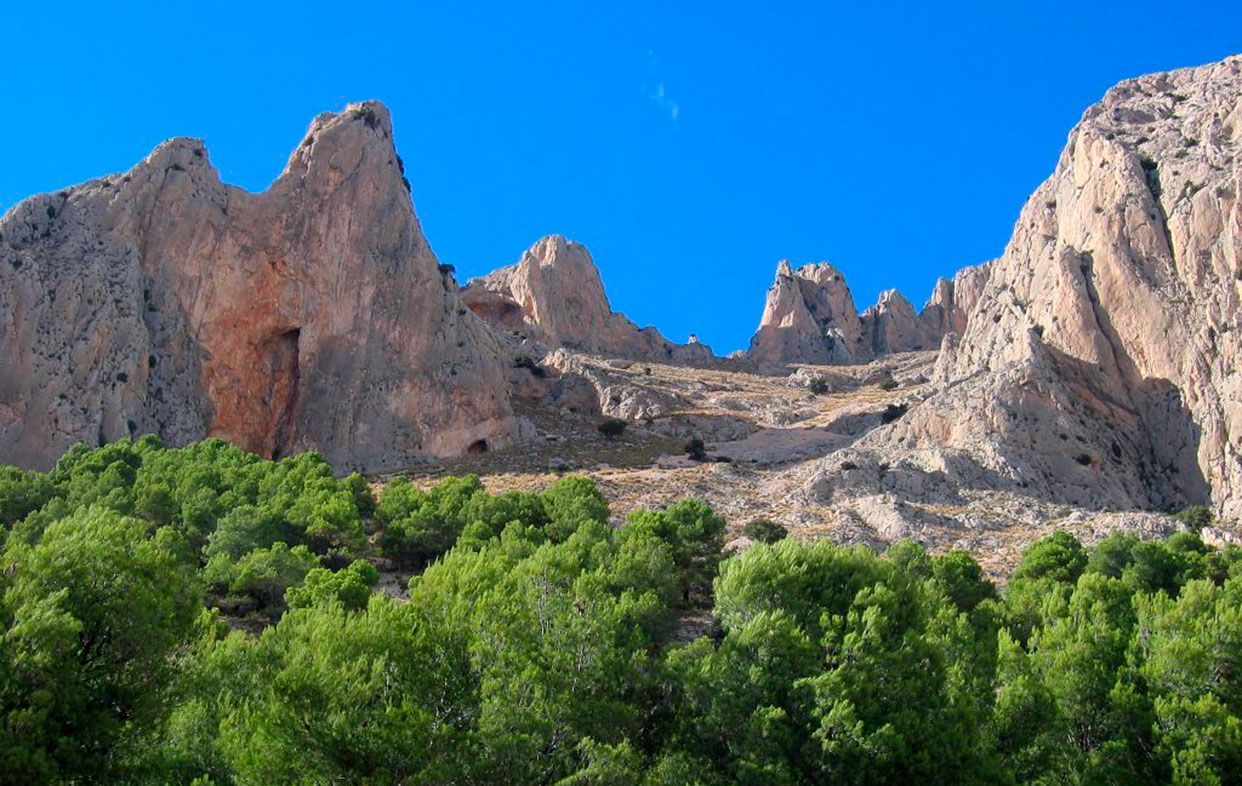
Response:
0,102,519,471
920,263,992,339
860,289,937,355
843,55,1242,518
461,235,713,364
748,260,986,365
748,261,866,364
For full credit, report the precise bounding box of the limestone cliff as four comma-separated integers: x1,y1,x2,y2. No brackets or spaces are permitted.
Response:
748,261,866,364
748,260,974,364
460,234,713,363
0,102,520,471
920,263,992,339
860,290,937,355
875,55,1242,517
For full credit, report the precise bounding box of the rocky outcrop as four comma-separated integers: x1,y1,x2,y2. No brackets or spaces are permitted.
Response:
860,290,937,355
866,55,1242,518
748,261,866,364
461,234,713,364
749,260,982,365
920,263,992,338
0,102,520,471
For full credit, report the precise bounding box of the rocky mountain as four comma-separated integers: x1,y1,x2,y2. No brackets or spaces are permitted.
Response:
747,260,980,364
461,234,713,364
859,290,936,356
1,55,1238,537
920,263,992,339
829,54,1242,519
438,55,1240,556
0,102,520,471
748,261,866,364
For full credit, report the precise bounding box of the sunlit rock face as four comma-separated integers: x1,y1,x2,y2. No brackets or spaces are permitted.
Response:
870,55,1242,518
747,261,867,364
0,102,520,471
461,234,714,364
920,262,992,340
747,259,985,365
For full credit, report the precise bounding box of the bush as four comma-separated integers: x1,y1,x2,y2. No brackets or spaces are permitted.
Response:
541,476,610,541
377,475,483,565
10,438,1242,786
808,376,830,395
684,437,708,461
623,498,725,604
597,418,628,440
880,403,908,424
286,559,380,611
205,542,320,608
879,377,899,391
514,354,548,378
742,517,788,544
1174,505,1213,529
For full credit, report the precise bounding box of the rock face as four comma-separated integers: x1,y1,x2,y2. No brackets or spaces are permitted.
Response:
461,234,713,363
860,290,937,355
749,260,978,364
873,55,1242,518
0,102,520,471
748,261,866,364
920,263,992,338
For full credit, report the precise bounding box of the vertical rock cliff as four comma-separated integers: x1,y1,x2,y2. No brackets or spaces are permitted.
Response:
0,102,519,471
461,234,713,363
747,260,981,365
879,56,1242,517
747,261,866,364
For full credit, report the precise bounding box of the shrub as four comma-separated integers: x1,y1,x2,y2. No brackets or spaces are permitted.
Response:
286,559,380,611
879,377,899,391
376,475,484,565
1174,505,1213,530
742,517,788,544
204,542,320,608
880,403,908,424
541,476,610,541
1011,531,1087,585
204,504,294,560
684,437,708,461
597,418,628,440
931,549,996,611
623,498,725,604
808,376,830,395
514,354,547,378
0,466,55,528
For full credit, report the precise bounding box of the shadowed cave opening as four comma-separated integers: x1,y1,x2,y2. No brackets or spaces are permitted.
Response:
270,328,301,460
467,439,489,455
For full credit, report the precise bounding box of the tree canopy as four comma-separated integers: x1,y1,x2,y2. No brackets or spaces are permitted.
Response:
1,438,1240,784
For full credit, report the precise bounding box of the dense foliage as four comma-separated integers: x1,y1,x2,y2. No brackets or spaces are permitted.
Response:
1,438,1240,784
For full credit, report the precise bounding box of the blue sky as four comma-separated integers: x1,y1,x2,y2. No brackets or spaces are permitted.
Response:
2,2,1238,352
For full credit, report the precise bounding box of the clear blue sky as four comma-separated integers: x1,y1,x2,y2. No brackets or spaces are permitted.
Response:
2,2,1238,352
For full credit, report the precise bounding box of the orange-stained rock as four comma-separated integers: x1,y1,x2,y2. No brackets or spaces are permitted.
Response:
0,102,520,471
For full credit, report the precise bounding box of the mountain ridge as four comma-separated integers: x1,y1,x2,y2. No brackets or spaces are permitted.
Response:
2,55,1239,524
